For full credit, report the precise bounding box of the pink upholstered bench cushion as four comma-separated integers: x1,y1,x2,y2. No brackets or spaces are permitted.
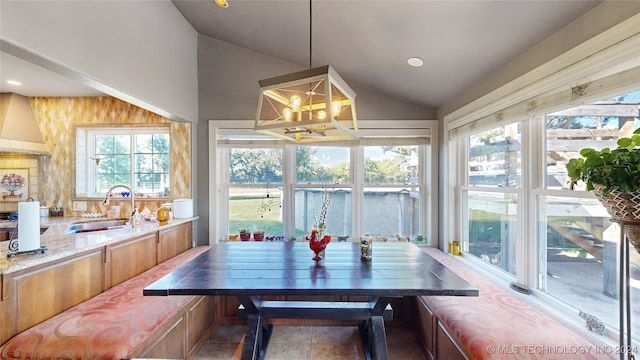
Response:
0,246,210,360
421,247,615,360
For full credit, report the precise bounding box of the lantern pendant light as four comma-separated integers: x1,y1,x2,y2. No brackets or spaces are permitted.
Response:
254,0,357,143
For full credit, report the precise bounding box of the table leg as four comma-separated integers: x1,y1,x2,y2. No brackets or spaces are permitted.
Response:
241,313,273,360
358,316,389,360
358,297,392,360
237,296,273,360
370,316,388,359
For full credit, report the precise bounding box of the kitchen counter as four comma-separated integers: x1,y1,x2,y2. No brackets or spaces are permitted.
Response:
0,216,198,274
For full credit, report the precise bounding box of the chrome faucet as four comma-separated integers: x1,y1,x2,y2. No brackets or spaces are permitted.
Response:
103,184,137,227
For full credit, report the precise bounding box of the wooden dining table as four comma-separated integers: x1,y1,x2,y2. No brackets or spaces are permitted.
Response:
143,241,478,360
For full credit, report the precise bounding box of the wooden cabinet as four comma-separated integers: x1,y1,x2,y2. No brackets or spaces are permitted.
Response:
0,220,195,345
1,249,104,341
132,294,216,359
106,232,158,288
415,296,436,360
437,322,468,360
413,296,468,360
186,295,216,357
158,222,192,263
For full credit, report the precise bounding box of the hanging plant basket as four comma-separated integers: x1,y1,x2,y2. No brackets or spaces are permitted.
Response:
592,184,640,255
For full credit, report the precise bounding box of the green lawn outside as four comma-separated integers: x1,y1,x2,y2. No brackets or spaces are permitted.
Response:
229,189,283,235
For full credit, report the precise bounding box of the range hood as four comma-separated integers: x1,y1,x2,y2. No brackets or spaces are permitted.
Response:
0,93,49,155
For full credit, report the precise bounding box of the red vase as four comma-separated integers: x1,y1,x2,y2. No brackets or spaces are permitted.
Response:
239,232,251,241
253,232,265,241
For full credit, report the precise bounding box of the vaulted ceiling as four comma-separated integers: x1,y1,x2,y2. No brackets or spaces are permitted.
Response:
1,0,602,109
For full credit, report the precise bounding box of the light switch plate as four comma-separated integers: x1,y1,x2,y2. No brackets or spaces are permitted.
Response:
72,201,87,211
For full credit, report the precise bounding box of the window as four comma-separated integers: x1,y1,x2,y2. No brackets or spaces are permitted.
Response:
228,147,283,235
364,145,422,240
462,124,522,275
540,90,640,334
76,128,170,197
295,146,351,237
215,134,433,243
453,87,640,341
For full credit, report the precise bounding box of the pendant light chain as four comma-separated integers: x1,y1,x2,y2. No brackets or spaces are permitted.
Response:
309,0,312,69
254,0,357,142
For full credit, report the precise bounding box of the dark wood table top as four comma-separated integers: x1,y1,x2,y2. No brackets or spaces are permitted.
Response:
144,242,478,298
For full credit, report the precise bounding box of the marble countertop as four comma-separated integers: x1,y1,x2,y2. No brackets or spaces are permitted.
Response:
0,216,197,275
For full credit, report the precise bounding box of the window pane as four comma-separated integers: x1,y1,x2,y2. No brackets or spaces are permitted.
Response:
468,124,521,187
95,135,114,154
115,173,130,185
152,134,169,152
114,135,130,153
135,134,153,153
364,146,419,185
94,135,132,193
132,134,170,195
229,186,283,237
229,148,283,183
137,154,153,173
96,173,113,193
296,146,350,184
538,195,638,333
153,153,169,172
466,190,517,275
545,90,640,190
363,187,421,240
294,187,351,238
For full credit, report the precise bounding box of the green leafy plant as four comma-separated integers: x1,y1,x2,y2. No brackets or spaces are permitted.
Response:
566,129,640,195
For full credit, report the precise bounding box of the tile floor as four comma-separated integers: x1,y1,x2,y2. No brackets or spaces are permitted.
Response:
195,325,426,360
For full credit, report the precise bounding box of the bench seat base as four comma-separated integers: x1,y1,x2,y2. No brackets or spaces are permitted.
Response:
415,248,616,360
0,246,214,360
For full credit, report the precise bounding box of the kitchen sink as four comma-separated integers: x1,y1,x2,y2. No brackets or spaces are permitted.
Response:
64,219,128,234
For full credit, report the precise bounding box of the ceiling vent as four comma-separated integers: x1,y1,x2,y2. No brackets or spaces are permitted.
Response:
0,93,49,155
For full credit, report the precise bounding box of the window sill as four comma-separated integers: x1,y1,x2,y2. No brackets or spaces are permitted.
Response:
72,196,172,201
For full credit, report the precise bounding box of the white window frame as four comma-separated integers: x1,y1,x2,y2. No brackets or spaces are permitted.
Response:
75,126,170,197
444,13,640,344
209,120,437,246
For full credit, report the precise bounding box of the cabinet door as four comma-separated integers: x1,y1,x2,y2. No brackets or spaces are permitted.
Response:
437,321,468,360
158,222,192,263
414,297,436,360
13,250,104,333
187,296,216,355
106,232,157,288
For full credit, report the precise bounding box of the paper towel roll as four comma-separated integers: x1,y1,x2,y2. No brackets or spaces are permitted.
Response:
18,201,41,252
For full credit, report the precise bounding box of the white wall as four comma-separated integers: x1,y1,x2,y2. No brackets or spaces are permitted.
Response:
0,0,198,123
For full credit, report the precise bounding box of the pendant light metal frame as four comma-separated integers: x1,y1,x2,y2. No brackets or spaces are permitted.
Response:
254,0,358,143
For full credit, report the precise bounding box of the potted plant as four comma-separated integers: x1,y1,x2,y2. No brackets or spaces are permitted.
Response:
239,229,251,241
253,229,265,241
566,128,640,253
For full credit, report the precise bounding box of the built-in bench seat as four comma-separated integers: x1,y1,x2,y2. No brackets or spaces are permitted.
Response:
0,245,214,360
415,247,616,360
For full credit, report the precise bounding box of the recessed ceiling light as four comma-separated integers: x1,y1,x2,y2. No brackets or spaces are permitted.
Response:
215,0,229,8
7,80,22,86
407,57,424,67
